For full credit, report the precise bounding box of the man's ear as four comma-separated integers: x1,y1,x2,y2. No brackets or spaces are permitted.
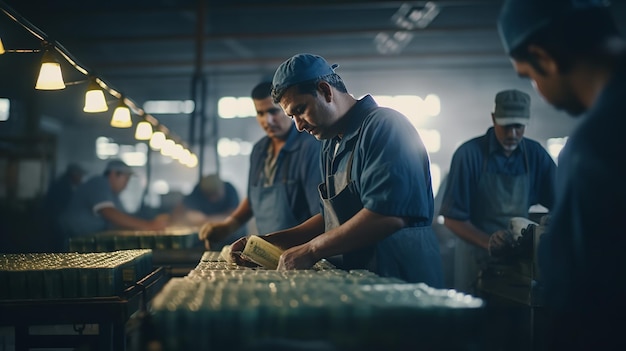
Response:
318,81,333,102
527,44,559,76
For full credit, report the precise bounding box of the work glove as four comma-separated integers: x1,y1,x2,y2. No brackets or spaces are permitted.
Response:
488,229,515,257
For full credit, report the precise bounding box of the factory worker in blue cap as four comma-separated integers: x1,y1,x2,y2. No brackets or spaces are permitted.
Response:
61,159,169,241
229,53,444,287
498,0,626,349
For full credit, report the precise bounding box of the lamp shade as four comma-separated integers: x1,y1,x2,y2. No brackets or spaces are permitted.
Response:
0,38,5,55
83,78,108,113
171,143,184,160
135,121,153,140
35,49,65,90
149,131,166,150
188,153,198,168
110,100,132,128
160,139,176,156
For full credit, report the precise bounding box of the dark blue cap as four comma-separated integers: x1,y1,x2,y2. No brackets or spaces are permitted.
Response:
66,162,86,175
272,53,339,93
498,0,610,54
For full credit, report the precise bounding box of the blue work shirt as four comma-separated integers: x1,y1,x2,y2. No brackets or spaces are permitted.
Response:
41,172,80,251
61,175,125,236
183,181,239,215
321,95,434,223
248,126,321,224
538,55,626,321
43,173,77,219
440,127,556,222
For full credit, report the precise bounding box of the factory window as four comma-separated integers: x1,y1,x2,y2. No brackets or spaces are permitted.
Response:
547,137,568,164
95,137,120,159
217,137,253,157
151,180,170,195
120,143,148,166
95,137,148,167
217,97,256,118
373,94,440,127
143,100,194,114
0,98,9,121
431,163,441,197
416,129,441,153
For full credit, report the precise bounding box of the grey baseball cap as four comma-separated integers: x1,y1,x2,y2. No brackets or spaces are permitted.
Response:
493,89,531,126
199,174,224,195
498,0,610,54
272,53,339,93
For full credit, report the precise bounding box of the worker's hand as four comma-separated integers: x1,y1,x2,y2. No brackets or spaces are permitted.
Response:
148,213,170,231
277,243,316,271
198,218,238,250
228,236,259,267
488,229,515,257
184,210,207,226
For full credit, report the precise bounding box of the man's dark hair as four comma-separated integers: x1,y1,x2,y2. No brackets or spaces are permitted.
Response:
510,8,621,74
251,81,272,100
271,73,348,104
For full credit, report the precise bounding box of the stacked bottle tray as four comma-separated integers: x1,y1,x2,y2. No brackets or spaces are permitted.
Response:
68,226,199,252
149,252,485,350
0,249,153,299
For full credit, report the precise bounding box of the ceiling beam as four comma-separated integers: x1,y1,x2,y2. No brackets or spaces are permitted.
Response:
58,26,497,44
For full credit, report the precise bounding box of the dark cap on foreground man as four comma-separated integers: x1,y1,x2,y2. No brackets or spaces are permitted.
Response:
498,0,626,349
271,53,339,94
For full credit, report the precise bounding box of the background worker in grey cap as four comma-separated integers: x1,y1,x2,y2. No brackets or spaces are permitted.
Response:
439,89,556,294
61,159,169,242
172,173,245,250
230,53,443,287
172,174,240,226
498,0,626,349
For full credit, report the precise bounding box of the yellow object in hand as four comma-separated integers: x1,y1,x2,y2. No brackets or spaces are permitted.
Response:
241,235,284,269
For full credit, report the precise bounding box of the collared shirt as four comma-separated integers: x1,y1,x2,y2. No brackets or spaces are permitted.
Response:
320,94,434,222
248,126,321,221
61,175,125,236
440,127,556,222
182,181,239,215
263,142,279,187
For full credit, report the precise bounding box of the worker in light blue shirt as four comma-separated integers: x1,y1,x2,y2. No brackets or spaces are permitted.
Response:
61,159,169,244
